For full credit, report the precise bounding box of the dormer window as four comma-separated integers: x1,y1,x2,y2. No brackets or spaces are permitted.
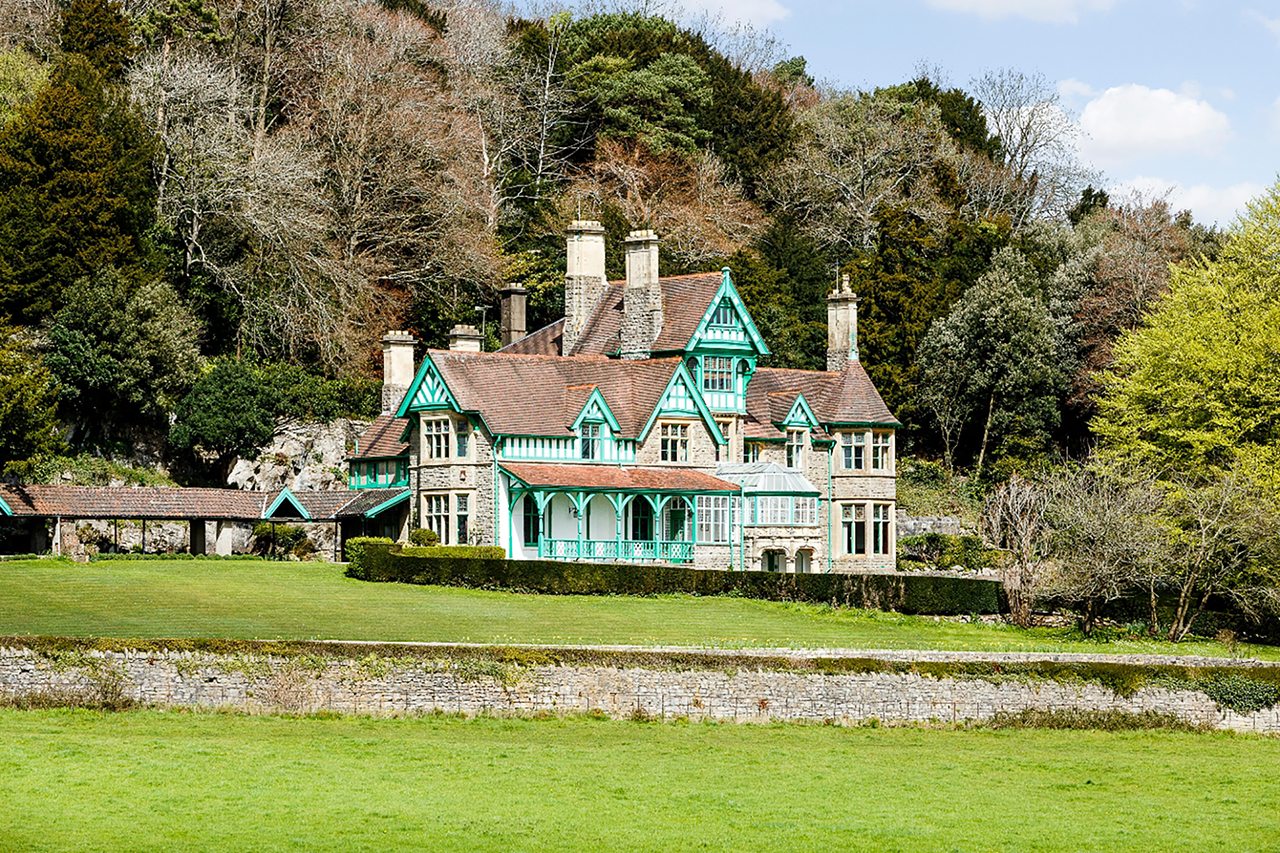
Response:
580,422,601,460
703,356,733,392
785,429,806,469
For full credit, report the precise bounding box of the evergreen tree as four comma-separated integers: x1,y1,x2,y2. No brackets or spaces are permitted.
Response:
60,0,136,80
0,327,66,466
0,55,156,323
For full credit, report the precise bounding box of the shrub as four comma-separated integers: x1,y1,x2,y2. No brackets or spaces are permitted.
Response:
408,528,440,546
400,545,506,559
344,536,393,571
346,543,1003,615
251,522,315,560
899,534,993,573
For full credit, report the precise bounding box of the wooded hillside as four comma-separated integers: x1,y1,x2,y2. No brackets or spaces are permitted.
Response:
0,0,1222,483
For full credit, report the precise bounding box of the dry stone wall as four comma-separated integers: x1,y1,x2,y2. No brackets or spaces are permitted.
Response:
2,646,1277,733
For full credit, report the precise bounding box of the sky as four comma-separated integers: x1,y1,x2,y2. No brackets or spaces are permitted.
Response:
662,0,1280,226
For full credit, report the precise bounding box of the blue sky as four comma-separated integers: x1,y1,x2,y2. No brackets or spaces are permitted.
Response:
665,0,1280,225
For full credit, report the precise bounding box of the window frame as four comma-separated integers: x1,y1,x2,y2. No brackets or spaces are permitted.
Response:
659,422,690,463
871,431,893,472
423,417,451,461
785,428,806,470
695,495,730,544
580,421,602,460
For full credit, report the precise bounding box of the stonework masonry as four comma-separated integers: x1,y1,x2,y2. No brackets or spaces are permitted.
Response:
3,645,1276,734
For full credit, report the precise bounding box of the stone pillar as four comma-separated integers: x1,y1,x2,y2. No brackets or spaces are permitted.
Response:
827,274,860,372
620,229,661,360
381,330,417,415
448,324,483,352
214,521,238,556
499,286,528,347
189,520,208,556
562,220,607,355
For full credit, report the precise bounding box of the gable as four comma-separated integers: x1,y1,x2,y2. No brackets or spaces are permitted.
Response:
686,268,770,356
571,387,621,433
395,355,458,417
780,394,819,429
640,363,726,445
264,488,311,520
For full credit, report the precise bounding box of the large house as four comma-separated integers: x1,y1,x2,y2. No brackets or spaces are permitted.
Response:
348,222,899,572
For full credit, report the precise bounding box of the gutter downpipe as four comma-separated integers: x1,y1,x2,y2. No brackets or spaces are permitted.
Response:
826,446,834,574
494,436,503,556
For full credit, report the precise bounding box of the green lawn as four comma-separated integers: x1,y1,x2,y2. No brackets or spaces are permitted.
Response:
1,558,1275,658
0,709,1275,851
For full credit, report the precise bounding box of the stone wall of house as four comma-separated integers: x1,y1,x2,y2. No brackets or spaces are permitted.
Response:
2,646,1276,734
227,419,368,492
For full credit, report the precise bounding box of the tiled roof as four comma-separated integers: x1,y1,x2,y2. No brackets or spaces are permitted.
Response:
498,318,564,356
429,350,681,438
0,485,267,520
501,463,739,493
0,485,411,521
570,272,722,356
744,363,898,439
352,414,409,459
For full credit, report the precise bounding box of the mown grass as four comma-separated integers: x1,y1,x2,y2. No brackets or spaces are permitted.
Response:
0,708,1276,852
0,558,1275,658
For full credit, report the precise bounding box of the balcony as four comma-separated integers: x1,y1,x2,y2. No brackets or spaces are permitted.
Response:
537,538,695,564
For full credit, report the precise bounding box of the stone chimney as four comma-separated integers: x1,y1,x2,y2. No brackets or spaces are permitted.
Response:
448,324,483,352
620,229,662,360
826,274,860,372
562,220,607,354
499,285,528,347
381,330,416,415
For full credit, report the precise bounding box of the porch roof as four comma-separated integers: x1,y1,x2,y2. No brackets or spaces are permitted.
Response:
713,462,821,496
501,463,740,494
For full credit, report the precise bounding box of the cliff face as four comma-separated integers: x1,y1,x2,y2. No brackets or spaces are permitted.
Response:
227,419,369,492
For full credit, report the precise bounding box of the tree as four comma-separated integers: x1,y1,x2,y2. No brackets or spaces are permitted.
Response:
1160,470,1280,642
1092,182,1280,490
169,359,277,479
60,0,135,80
0,54,155,322
764,91,952,253
1043,463,1169,635
0,48,47,126
44,267,201,445
0,326,64,465
916,248,1067,476
981,473,1050,627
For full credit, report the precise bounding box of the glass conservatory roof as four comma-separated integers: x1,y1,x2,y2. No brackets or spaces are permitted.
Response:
713,462,820,496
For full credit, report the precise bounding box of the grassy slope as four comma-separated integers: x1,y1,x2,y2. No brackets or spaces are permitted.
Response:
0,709,1276,852
0,559,1274,658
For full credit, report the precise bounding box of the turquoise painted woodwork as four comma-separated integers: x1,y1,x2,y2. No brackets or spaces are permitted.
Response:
350,457,410,490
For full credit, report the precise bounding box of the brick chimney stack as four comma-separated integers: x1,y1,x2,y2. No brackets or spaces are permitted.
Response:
562,220,607,355
380,330,416,415
620,229,662,360
499,286,528,347
826,274,860,372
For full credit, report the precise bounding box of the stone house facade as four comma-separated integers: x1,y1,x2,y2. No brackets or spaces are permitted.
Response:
348,222,900,573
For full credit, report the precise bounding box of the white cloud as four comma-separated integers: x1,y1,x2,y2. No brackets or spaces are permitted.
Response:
666,0,790,26
1112,176,1264,226
1078,84,1231,167
1057,78,1096,101
924,0,1114,24
1246,9,1280,44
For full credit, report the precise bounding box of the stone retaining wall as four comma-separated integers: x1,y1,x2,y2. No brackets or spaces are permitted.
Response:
4,645,1278,733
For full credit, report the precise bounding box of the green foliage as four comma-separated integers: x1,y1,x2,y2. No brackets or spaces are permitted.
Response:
0,327,65,465
1195,673,1280,714
0,54,156,322
343,536,393,568
169,359,379,469
11,453,175,486
347,543,1003,615
400,545,507,559
44,267,201,441
986,708,1207,732
136,0,224,49
1093,182,1280,490
251,522,316,560
898,534,993,573
579,52,711,156
879,76,1000,160
407,528,440,546
0,49,48,127
60,0,136,80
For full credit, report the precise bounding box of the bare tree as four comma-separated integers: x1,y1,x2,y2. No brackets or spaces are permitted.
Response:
972,69,1095,223
764,91,952,253
1043,464,1169,635
0,0,61,58
982,474,1050,627
1161,470,1280,642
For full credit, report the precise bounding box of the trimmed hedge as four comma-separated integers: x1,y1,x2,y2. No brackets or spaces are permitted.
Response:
89,553,265,562
346,543,1002,615
400,545,507,559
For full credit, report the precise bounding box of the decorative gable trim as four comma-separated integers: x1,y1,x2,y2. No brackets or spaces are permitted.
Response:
570,387,622,433
639,362,726,445
264,488,311,520
684,267,771,356
363,489,411,519
394,355,458,417
0,494,10,516
780,394,819,429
